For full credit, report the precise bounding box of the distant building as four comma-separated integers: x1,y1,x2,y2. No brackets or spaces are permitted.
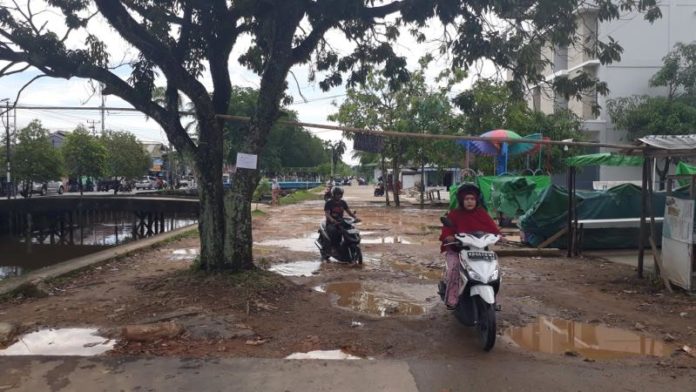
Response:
49,131,69,149
519,0,696,187
142,142,169,174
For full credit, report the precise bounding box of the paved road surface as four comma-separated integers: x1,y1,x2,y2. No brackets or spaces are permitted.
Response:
1,356,694,391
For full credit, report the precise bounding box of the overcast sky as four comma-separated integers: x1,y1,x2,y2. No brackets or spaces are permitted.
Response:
0,3,498,165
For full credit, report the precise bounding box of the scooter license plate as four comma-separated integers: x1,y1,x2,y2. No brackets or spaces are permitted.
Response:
466,251,495,261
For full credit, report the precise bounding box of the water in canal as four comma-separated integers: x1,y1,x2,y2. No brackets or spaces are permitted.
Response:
0,212,196,280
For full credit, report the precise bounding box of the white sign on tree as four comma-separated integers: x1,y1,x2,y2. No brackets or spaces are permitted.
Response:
236,153,258,170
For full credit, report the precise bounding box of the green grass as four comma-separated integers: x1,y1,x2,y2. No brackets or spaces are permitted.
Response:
252,209,267,217
279,189,322,205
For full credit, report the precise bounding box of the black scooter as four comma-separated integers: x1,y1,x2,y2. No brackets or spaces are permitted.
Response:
316,217,363,264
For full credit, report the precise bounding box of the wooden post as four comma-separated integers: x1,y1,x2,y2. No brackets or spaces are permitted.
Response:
646,157,673,292
638,158,648,278
566,166,575,257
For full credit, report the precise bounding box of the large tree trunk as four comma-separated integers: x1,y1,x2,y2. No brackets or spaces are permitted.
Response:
381,154,390,206
392,155,401,207
224,168,257,270
420,158,425,210
195,123,226,271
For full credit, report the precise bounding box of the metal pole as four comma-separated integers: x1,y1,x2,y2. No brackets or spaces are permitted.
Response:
5,100,10,200
637,158,648,278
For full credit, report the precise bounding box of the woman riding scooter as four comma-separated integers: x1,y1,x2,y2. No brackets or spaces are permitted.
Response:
440,184,501,309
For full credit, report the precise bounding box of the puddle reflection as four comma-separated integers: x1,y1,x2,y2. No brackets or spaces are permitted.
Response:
504,317,673,360
0,328,115,356
169,248,199,261
269,261,321,277
361,236,412,245
255,233,317,253
319,281,433,317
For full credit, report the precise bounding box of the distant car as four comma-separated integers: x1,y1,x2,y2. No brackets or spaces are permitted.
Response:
20,180,64,197
135,176,156,190
342,178,352,186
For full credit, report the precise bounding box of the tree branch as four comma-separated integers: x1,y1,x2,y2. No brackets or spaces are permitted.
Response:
93,0,215,118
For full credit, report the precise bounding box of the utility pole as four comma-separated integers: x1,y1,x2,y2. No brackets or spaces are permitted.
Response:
87,120,99,136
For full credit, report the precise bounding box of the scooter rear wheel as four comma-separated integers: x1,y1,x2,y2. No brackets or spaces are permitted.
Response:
475,296,497,351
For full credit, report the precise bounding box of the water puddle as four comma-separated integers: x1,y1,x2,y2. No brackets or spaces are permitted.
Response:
169,248,199,261
0,328,115,356
268,261,321,277
285,349,362,360
361,236,412,244
255,233,317,253
504,317,673,360
391,261,442,281
317,281,436,317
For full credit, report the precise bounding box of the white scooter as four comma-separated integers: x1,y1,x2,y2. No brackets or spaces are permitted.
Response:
439,217,501,351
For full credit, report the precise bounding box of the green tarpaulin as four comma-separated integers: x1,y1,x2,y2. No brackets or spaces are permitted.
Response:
519,183,685,249
449,176,551,218
676,162,696,186
566,152,644,167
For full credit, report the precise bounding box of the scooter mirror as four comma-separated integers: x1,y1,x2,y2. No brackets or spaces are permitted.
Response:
440,216,454,228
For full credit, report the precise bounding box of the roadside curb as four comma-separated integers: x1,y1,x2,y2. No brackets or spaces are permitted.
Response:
0,224,198,297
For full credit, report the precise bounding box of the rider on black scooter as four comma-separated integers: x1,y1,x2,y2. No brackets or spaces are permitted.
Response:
324,187,360,245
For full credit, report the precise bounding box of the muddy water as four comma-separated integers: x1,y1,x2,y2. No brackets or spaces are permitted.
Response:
268,261,321,277
170,248,199,261
318,281,437,317
0,328,114,356
504,317,673,360
0,216,196,280
255,233,318,253
361,236,412,244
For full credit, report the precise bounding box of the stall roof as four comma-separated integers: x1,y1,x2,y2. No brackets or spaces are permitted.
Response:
629,135,696,158
566,152,643,167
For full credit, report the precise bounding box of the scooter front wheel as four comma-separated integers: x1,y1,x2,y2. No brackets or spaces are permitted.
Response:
475,296,497,351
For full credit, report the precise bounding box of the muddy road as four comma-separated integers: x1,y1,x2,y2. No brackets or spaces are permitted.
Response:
1,186,695,390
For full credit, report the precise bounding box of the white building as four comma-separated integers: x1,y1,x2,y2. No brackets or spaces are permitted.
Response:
526,1,696,187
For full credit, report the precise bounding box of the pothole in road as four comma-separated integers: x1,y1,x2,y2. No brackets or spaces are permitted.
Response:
391,261,442,281
268,260,321,277
0,328,115,356
169,248,199,261
504,316,674,360
285,349,364,360
315,281,437,317
255,233,318,253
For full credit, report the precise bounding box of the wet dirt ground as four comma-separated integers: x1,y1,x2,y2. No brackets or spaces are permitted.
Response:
1,186,696,382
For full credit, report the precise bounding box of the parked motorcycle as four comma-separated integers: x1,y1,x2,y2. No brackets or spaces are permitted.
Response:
315,217,363,264
439,217,501,351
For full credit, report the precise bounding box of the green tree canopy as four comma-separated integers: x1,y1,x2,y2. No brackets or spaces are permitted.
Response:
101,130,150,180
0,0,662,271
13,120,63,188
225,87,330,171
61,126,106,193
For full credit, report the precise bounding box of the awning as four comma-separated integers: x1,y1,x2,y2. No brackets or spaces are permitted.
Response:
638,135,696,150
566,152,644,167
